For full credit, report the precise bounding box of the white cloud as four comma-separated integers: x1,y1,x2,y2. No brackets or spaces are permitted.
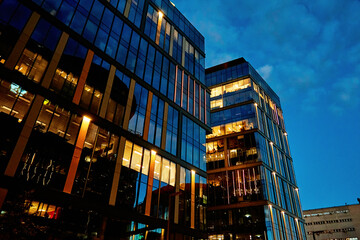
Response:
258,65,273,80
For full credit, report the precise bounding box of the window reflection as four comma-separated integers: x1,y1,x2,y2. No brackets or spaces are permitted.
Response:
79,56,109,115
15,49,48,83
51,68,78,98
206,140,225,170
210,78,251,98
16,100,83,190
121,139,177,219
72,124,119,201
0,80,34,122
0,80,35,171
207,119,254,138
25,200,61,219
228,133,258,166
208,167,262,206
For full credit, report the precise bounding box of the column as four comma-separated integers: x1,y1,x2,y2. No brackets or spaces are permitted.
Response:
63,116,91,194
72,50,94,104
145,150,157,216
143,92,153,141
123,79,136,130
99,65,116,118
190,170,195,229
109,136,127,206
161,102,168,150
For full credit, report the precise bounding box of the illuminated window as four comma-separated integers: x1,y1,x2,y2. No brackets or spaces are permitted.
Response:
210,86,222,97
142,149,150,175
210,99,223,109
154,155,161,180
131,144,143,172
25,200,60,219
169,162,176,186
15,49,48,83
122,140,133,167
161,158,170,184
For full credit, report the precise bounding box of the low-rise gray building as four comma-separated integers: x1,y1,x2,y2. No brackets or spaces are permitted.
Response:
304,202,360,240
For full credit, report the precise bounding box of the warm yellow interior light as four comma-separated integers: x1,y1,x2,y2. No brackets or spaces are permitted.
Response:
158,11,163,18
151,150,157,155
83,116,91,122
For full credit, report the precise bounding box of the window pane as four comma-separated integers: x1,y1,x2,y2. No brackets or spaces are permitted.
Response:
161,158,170,184
154,155,161,180
122,140,132,167
131,144,143,172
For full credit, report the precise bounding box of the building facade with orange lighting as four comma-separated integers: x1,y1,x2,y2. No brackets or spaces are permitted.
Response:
205,58,306,240
0,0,209,239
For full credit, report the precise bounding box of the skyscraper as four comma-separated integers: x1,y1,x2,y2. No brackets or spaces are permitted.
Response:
0,0,209,239
205,58,306,240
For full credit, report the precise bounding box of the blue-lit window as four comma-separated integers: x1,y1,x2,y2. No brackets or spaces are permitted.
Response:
188,78,194,115
0,2,31,61
200,87,205,122
148,95,164,148
56,1,76,25
116,23,132,66
167,63,176,101
83,19,97,43
42,0,61,14
144,5,158,41
128,83,148,136
181,116,205,169
165,105,178,156
152,50,162,90
160,57,169,95
126,31,140,72
70,10,87,34
172,29,182,64
175,68,182,106
128,0,144,27
194,82,199,118
132,38,145,77
144,45,155,85
159,18,171,53
182,73,188,110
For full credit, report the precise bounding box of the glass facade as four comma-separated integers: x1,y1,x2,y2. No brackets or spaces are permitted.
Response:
0,0,209,239
206,58,305,240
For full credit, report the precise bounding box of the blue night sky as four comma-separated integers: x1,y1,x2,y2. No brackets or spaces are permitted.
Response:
174,0,360,210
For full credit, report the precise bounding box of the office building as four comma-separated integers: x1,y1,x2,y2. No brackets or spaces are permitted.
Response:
205,58,306,240
304,202,360,240
0,0,210,239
